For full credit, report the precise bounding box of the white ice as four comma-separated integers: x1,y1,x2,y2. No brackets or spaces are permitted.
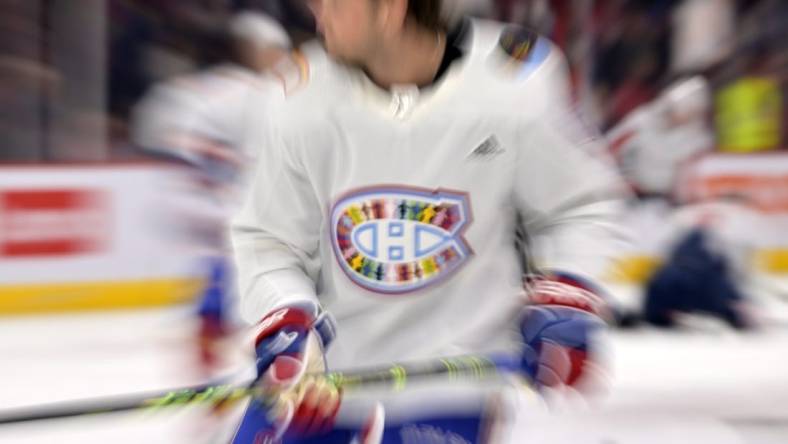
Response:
0,278,787,443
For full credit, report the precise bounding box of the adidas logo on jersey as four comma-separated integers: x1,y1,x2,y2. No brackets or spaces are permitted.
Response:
468,136,505,160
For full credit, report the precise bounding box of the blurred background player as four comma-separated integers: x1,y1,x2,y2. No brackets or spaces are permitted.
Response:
602,0,780,331
604,74,758,331
132,11,292,375
231,0,626,442
642,196,763,330
607,76,715,197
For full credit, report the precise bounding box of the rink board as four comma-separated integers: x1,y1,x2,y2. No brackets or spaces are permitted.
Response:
0,277,202,314
609,152,788,284
0,164,212,315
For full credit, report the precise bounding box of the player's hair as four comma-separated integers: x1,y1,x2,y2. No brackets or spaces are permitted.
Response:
406,0,444,30
374,0,444,30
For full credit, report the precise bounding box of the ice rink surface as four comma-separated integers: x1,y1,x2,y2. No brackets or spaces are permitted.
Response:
1,281,787,443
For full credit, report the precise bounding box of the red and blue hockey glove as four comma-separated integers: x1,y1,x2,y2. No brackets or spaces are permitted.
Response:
233,302,341,443
520,274,609,389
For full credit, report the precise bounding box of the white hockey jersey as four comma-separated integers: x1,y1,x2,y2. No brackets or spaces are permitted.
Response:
134,65,281,160
132,64,286,249
232,20,626,370
606,76,714,196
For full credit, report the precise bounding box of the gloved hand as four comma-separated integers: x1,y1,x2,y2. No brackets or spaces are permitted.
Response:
520,275,608,388
233,302,341,443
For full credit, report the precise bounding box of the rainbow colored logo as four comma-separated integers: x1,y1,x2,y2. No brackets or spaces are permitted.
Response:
330,186,473,294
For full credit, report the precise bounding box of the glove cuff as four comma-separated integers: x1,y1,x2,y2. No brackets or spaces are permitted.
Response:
527,271,609,319
255,302,337,350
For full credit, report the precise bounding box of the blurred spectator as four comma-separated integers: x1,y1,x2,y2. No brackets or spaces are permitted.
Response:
2,0,786,164
715,71,782,153
592,1,672,129
109,0,234,120
0,1,54,162
1,0,108,162
670,0,735,74
606,52,661,127
710,0,787,152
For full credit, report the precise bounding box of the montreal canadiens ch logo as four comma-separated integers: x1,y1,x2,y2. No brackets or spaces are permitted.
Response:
330,186,473,294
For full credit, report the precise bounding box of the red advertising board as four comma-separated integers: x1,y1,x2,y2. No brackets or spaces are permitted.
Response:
0,189,109,257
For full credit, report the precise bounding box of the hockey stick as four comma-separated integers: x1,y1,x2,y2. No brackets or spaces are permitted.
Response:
0,354,520,425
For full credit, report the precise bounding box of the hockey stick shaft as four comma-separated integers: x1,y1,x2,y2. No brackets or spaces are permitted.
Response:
0,354,520,425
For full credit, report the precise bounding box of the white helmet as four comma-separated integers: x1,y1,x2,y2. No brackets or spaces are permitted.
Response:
230,11,291,50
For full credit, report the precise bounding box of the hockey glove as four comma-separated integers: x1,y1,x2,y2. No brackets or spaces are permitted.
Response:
233,302,340,443
520,274,608,388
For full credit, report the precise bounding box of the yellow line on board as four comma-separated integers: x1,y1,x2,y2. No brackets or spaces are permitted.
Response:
0,278,205,315
604,256,663,284
606,249,788,284
755,249,788,274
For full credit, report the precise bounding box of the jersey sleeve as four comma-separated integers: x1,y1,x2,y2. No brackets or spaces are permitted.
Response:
513,42,629,288
231,119,322,323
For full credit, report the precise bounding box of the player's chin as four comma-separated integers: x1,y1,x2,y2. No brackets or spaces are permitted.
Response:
326,52,364,70
322,44,350,62
320,39,358,64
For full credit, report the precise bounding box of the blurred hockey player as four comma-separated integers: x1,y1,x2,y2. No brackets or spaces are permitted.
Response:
132,11,292,374
603,73,763,331
606,76,714,197
644,197,762,330
133,11,292,190
231,1,626,442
